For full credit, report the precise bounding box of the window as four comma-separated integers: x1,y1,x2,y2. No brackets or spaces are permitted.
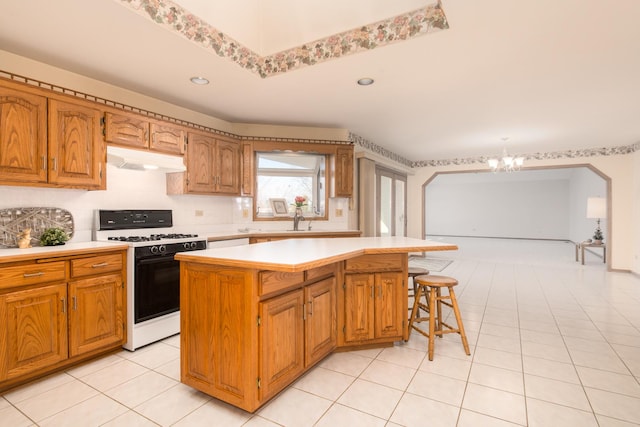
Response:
255,152,327,219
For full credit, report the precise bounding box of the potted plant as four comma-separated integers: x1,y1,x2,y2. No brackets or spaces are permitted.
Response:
40,227,70,246
592,227,604,244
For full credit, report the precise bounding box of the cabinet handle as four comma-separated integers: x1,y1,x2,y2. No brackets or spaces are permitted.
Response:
41,156,47,170
61,297,66,314
51,158,57,171
23,272,44,278
92,262,109,268
309,300,313,316
72,296,77,311
302,303,306,321
371,285,374,299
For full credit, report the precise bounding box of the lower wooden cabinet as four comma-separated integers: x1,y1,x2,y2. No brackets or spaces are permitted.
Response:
181,263,337,412
0,249,127,391
68,273,124,357
340,254,407,347
0,283,68,381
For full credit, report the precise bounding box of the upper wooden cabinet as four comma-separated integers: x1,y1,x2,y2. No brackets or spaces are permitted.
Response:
48,98,104,189
104,111,149,149
241,141,253,196
0,84,47,184
0,79,105,190
333,145,354,198
167,131,240,195
104,111,186,155
149,120,185,155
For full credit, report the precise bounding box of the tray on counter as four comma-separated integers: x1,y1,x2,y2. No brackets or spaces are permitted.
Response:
0,207,74,248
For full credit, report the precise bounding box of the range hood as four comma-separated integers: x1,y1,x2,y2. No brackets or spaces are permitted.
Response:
107,146,186,172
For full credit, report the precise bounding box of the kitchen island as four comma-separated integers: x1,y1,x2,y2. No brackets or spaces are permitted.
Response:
175,236,457,412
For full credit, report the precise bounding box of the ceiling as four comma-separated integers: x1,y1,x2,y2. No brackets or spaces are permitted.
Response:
1,0,639,164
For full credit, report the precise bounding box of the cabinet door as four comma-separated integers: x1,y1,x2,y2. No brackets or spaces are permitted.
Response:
186,132,215,193
0,85,48,184
334,146,353,198
343,274,375,342
259,290,304,401
241,141,253,196
150,121,185,155
0,284,68,381
305,277,336,367
68,273,124,357
374,272,404,339
104,112,149,149
215,139,240,194
48,98,104,188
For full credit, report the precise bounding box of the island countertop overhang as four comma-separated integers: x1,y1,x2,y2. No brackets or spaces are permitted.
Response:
175,236,457,272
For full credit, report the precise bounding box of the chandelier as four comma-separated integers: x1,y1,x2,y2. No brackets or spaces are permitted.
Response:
487,138,524,172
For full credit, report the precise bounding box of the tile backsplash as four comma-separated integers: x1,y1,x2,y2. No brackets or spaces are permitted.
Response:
0,165,351,243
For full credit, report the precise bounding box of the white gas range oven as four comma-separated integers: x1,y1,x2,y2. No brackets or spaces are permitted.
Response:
94,209,207,351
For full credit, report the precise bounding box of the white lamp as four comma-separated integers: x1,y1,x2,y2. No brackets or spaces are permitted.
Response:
586,197,606,242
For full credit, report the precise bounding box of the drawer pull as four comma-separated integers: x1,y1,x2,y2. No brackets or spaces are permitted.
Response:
61,297,66,314
72,296,77,310
91,262,110,268
23,272,45,278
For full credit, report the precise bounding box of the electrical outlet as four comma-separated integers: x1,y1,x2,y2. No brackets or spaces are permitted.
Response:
335,208,343,217
195,210,204,217
242,208,249,218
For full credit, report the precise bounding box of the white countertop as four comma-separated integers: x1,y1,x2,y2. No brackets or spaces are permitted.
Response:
0,241,129,263
176,236,457,272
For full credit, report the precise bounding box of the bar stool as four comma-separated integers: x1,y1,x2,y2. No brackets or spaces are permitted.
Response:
408,267,429,296
408,274,470,361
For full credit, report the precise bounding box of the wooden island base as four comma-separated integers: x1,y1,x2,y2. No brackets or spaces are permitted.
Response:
176,237,456,412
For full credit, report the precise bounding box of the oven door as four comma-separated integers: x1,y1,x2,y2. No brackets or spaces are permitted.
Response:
134,255,180,323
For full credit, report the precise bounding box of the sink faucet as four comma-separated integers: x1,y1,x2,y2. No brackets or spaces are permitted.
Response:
293,209,305,231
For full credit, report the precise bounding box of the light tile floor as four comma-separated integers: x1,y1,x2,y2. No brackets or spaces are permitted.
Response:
2,237,640,426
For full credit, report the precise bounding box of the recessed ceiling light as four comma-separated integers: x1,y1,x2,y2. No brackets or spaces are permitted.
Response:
357,77,374,86
190,76,209,85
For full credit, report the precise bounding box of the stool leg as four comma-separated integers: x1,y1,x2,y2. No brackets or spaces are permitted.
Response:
448,286,470,356
428,286,437,361
407,285,422,339
435,287,443,336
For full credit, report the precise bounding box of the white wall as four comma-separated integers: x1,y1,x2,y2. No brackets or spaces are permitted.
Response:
409,155,634,272
424,167,607,241
425,172,571,239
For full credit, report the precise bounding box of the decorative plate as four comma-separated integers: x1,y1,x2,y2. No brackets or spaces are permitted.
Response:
0,207,74,248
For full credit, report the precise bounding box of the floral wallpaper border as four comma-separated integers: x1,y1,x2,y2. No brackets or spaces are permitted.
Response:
117,0,448,78
349,132,640,169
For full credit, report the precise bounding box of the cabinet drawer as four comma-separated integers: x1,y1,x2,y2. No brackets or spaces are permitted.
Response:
70,254,123,278
344,254,404,272
259,271,304,296
0,261,67,290
305,264,335,281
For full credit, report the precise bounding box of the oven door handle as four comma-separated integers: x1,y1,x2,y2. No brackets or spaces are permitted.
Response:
136,255,176,265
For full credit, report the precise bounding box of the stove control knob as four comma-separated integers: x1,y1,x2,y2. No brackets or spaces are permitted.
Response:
158,245,167,254
183,242,191,250
190,241,197,249
150,246,159,254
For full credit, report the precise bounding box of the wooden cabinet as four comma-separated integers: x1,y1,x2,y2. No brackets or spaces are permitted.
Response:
167,132,240,195
0,79,105,190
149,120,185,155
0,83,48,184
104,111,149,149
181,261,336,412
0,283,68,382
68,273,124,357
304,277,336,366
241,141,254,196
340,254,407,347
104,112,186,156
0,249,127,391
259,290,304,401
48,98,104,189
333,145,354,198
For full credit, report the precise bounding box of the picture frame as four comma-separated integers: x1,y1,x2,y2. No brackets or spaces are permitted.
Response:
269,198,289,216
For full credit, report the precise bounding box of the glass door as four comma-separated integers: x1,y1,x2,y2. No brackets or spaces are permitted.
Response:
376,167,407,237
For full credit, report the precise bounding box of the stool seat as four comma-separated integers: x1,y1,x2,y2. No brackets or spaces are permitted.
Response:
408,275,470,361
414,274,456,286
408,267,429,277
